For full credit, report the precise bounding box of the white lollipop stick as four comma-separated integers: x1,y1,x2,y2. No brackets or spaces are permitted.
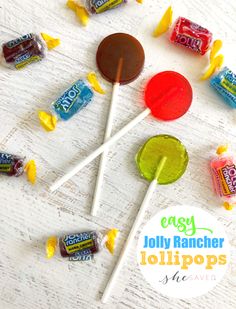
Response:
50,108,151,192
101,156,167,303
91,59,123,216
91,82,119,216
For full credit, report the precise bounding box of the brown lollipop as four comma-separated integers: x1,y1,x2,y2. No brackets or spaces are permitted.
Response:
96,33,145,84
90,33,145,216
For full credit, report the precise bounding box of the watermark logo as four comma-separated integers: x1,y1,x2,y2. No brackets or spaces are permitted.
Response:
137,206,230,298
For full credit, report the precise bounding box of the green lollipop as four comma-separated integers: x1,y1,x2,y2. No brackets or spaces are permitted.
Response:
101,135,189,303
136,135,189,184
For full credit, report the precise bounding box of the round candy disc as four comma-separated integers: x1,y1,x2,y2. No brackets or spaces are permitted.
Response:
96,33,145,85
144,71,193,120
136,135,189,184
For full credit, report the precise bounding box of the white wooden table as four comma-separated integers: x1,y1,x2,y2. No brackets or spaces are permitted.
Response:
0,0,236,308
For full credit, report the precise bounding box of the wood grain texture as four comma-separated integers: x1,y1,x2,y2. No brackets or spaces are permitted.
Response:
0,0,236,308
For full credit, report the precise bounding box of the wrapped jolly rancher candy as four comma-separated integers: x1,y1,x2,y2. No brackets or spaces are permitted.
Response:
210,145,236,210
153,7,214,56
170,17,213,55
153,7,224,81
210,67,236,108
0,152,36,184
38,73,105,132
153,7,224,79
81,0,128,14
67,1,142,26
1,32,60,70
46,229,119,261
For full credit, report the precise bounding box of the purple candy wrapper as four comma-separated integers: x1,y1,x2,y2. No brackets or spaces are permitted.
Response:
81,0,127,14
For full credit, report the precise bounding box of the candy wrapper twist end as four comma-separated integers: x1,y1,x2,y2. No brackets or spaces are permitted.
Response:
153,6,173,38
67,0,89,26
216,145,228,155
24,160,37,184
41,33,60,50
223,202,234,211
201,40,224,80
38,111,57,132
87,72,106,94
46,236,58,259
105,229,119,255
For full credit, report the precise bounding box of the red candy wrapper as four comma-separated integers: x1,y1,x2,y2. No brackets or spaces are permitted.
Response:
170,17,213,55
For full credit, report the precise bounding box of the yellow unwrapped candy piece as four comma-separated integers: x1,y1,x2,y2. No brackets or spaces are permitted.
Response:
87,72,106,94
210,40,223,63
46,236,58,259
24,160,37,185
67,0,77,11
38,111,57,132
201,54,224,80
105,229,119,255
153,6,173,37
67,0,90,26
136,0,143,3
41,33,60,50
75,6,89,26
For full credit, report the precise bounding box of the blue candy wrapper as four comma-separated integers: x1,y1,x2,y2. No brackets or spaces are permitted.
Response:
52,79,94,121
210,67,236,108
39,79,95,131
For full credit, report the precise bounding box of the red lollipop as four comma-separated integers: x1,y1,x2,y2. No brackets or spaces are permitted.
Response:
145,71,192,120
50,71,193,193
